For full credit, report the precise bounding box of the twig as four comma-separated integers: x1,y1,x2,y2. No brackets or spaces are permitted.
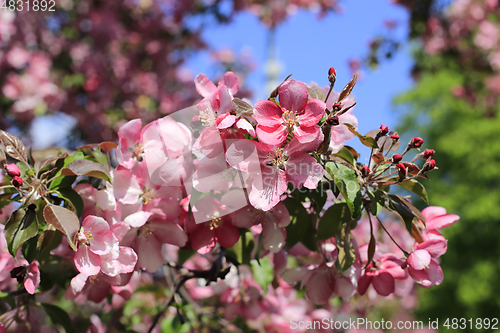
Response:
375,215,409,256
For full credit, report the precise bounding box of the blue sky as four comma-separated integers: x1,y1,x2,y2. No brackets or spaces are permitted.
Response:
187,0,414,160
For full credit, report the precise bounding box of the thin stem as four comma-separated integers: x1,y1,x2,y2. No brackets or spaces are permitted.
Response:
147,276,191,333
0,185,15,191
324,82,334,105
375,215,409,256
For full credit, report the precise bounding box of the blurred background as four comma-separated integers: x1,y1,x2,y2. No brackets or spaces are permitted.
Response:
1,0,499,331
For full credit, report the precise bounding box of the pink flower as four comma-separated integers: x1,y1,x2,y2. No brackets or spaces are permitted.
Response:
226,138,324,211
75,216,119,276
233,202,290,252
254,79,325,146
184,196,240,254
406,252,444,288
194,72,238,113
358,254,407,296
23,262,40,294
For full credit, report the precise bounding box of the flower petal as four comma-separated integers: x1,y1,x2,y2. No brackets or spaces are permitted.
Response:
253,100,283,126
256,124,287,146
279,79,308,113
194,73,217,98
285,152,324,189
372,271,395,296
298,99,326,126
407,249,431,270
149,221,188,247
75,246,101,275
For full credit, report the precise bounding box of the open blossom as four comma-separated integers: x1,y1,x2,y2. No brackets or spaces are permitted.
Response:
358,254,407,296
233,202,290,253
194,71,238,113
184,196,240,254
254,79,325,146
226,137,323,211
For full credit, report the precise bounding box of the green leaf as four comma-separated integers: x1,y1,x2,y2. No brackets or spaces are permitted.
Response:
283,198,314,250
41,303,76,332
5,207,38,258
325,162,363,219
43,204,81,251
250,257,274,294
335,224,355,272
49,152,85,189
367,190,385,216
56,187,84,217
333,146,355,165
227,229,255,265
22,234,39,263
317,203,351,240
397,179,429,204
342,123,379,148
387,194,425,233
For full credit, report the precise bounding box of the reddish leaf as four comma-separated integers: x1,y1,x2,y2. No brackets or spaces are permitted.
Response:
43,204,80,251
80,142,118,153
411,222,425,244
0,130,27,163
60,159,111,182
337,74,358,103
372,153,386,164
34,153,68,175
232,98,254,117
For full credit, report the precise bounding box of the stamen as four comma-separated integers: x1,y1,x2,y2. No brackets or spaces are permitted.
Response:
282,110,299,129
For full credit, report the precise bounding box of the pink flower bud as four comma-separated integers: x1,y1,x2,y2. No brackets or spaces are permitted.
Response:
423,149,435,159
328,67,336,77
392,154,403,163
380,124,389,135
410,137,424,148
391,133,400,141
333,102,342,111
12,176,23,187
5,164,21,178
361,165,370,177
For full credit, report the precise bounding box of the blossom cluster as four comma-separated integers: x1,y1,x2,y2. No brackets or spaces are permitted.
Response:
0,69,459,332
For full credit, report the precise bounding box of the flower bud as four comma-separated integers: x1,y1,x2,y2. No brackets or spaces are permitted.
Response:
422,159,436,173
391,133,399,141
332,102,342,112
380,124,389,135
328,67,337,84
396,163,406,181
409,137,424,148
326,116,340,126
392,154,403,164
12,176,23,188
5,164,21,178
361,165,370,177
423,149,435,159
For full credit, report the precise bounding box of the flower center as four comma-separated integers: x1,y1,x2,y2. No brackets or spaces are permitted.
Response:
209,211,222,230
282,110,298,129
132,143,145,161
267,148,287,169
78,230,93,246
142,188,155,204
200,107,216,127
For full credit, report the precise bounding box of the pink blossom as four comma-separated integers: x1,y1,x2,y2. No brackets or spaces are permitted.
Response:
358,254,407,296
23,262,40,295
254,79,325,146
226,138,324,211
194,72,238,113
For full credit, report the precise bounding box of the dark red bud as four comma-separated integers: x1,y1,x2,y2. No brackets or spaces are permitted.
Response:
410,137,424,148
391,133,400,141
361,165,370,177
401,262,408,269
333,102,342,111
423,149,435,159
328,67,337,84
12,176,23,187
5,164,21,178
380,124,389,135
326,116,340,126
426,159,436,170
396,163,407,179
392,154,403,163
